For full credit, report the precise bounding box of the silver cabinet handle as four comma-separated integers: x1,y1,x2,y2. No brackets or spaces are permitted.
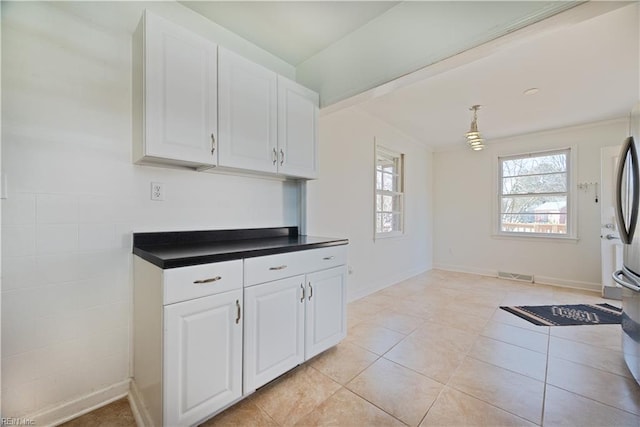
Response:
193,276,222,284
269,265,287,271
211,133,216,155
300,283,305,303
323,256,335,260
272,148,277,165
235,300,241,324
605,234,620,240
280,149,285,166
308,283,313,300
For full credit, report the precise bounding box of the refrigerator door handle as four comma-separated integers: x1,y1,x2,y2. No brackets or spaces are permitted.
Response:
615,136,639,244
612,269,640,292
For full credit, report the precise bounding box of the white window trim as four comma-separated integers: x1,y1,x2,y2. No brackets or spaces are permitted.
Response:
493,146,578,241
374,144,405,240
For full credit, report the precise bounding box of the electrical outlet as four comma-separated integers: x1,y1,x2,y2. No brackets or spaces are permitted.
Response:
151,182,164,201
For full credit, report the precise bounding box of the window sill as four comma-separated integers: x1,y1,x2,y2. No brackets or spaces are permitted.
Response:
375,231,405,241
491,233,579,243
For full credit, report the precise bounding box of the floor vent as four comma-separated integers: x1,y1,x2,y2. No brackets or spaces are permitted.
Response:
497,271,534,283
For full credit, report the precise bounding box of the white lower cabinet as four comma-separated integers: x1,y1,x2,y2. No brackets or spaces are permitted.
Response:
243,250,347,392
164,290,243,427
305,266,347,359
133,245,346,426
243,275,305,393
133,258,244,427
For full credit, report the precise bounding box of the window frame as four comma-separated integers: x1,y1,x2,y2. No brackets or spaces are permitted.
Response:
496,147,577,240
374,144,405,240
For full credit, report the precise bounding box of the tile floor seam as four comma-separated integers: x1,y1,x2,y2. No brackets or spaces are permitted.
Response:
415,384,447,427
546,353,638,381
378,354,448,386
542,380,640,417
540,326,552,426
478,332,549,355
547,333,617,347
339,384,411,427
464,352,545,383
301,367,352,420
255,399,281,427
437,385,544,426
445,356,546,425
488,317,552,336
293,382,349,427
543,383,640,420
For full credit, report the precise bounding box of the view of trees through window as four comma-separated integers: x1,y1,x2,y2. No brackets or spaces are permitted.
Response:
499,150,569,235
375,147,404,236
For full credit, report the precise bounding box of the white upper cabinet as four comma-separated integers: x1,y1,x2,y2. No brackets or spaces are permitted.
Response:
277,76,319,179
133,10,218,168
218,47,278,174
218,48,319,179
133,12,319,179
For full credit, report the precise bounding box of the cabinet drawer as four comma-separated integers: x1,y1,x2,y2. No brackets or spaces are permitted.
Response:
163,260,243,305
303,245,348,272
244,245,347,287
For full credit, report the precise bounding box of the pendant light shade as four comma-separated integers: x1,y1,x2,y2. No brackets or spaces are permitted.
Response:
466,105,485,151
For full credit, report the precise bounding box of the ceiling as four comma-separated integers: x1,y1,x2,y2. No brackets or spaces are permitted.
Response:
179,1,638,151
180,1,399,65
357,3,639,150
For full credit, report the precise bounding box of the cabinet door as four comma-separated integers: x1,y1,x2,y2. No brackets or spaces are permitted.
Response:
244,275,305,393
277,76,319,179
218,48,278,174
305,266,347,360
164,289,242,426
144,11,217,166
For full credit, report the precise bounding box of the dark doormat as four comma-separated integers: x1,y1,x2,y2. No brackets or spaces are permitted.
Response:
500,303,622,326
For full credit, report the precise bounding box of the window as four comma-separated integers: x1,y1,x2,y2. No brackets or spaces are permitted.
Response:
498,149,572,237
375,146,404,238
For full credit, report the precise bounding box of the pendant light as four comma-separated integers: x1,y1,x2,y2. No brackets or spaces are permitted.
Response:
466,105,485,151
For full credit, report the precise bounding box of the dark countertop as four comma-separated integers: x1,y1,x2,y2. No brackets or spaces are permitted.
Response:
133,227,348,269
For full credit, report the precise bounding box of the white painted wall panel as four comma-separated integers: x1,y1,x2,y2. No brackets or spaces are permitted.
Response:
433,119,628,290
306,107,432,301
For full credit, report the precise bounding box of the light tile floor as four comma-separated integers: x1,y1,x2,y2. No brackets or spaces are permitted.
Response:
64,270,640,426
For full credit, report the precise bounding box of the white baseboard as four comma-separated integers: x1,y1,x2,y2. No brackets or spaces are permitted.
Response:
27,379,130,427
433,263,601,293
534,275,600,293
348,264,431,302
129,380,152,427
432,263,497,278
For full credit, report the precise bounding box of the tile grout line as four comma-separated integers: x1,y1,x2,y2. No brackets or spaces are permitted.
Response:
438,327,541,426
540,328,552,426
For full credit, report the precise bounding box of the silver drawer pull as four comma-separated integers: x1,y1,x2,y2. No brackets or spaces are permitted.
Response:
193,276,222,284
323,256,335,260
269,265,288,271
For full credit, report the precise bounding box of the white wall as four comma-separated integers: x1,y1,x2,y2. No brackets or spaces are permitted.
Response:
433,119,629,290
307,107,432,301
1,1,298,421
0,1,3,414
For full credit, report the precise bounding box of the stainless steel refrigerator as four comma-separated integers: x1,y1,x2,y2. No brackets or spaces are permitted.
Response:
612,102,640,386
